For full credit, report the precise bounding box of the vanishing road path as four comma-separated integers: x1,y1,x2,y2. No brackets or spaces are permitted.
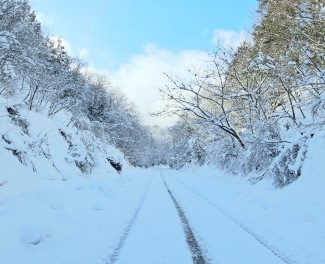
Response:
106,173,293,264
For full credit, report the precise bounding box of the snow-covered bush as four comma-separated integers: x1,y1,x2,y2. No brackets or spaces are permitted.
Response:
269,137,308,188
241,123,282,175
58,129,95,174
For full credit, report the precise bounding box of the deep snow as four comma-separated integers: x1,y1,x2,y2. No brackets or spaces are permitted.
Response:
1,161,324,263
163,134,325,263
1,100,324,263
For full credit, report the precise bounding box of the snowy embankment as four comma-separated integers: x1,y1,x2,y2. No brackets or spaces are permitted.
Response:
0,100,153,263
166,135,325,263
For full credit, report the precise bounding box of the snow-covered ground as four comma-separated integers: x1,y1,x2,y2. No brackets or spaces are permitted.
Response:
1,156,324,263
1,101,324,264
0,100,154,263
163,133,325,263
0,155,154,264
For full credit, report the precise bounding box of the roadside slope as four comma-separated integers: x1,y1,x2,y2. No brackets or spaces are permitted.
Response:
165,133,325,263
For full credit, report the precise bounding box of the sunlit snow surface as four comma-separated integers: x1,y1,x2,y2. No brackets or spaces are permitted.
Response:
0,102,324,263
163,140,325,263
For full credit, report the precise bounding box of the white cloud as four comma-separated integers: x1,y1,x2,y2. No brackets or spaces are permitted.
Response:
55,28,251,128
78,48,89,60
212,29,252,49
109,43,210,127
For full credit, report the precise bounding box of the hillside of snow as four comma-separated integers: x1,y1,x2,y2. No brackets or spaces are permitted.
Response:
0,97,149,263
0,98,127,177
167,136,325,263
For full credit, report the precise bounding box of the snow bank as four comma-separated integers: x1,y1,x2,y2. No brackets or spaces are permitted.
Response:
170,133,325,263
0,96,150,263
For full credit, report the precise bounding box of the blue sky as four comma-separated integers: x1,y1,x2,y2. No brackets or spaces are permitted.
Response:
31,0,257,70
30,0,258,126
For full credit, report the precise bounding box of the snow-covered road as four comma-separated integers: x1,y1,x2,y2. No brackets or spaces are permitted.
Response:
109,175,194,264
107,172,291,264
1,165,323,263
163,174,290,264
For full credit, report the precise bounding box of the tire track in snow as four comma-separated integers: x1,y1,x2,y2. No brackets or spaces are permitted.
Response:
106,177,153,264
162,176,207,264
169,176,295,264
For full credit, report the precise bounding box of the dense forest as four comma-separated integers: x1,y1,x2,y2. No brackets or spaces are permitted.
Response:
1,0,324,187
